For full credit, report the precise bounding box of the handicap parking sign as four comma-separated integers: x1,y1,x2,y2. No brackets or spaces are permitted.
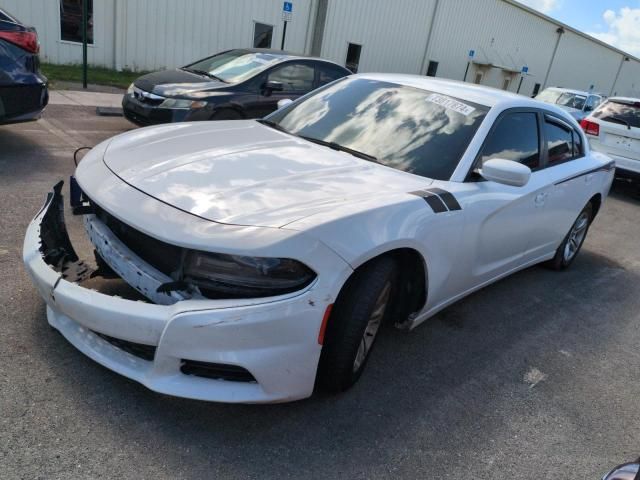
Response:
282,2,293,21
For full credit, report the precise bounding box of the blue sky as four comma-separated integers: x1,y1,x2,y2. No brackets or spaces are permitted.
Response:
519,0,640,56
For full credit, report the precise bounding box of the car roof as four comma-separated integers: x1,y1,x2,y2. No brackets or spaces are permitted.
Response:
608,96,640,104
227,48,348,69
354,73,563,111
544,87,595,97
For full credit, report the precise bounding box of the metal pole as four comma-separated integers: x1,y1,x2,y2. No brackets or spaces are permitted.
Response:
610,55,628,96
542,27,564,89
419,0,440,75
463,61,470,82
82,0,88,89
517,76,524,94
281,21,288,50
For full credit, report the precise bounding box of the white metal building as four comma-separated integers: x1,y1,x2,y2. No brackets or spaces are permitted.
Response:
2,0,639,97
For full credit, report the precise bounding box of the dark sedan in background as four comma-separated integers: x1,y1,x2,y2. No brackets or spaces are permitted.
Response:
0,7,48,125
122,48,350,126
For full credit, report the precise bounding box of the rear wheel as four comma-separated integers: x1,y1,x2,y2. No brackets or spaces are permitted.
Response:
210,108,243,120
546,202,593,270
316,257,397,392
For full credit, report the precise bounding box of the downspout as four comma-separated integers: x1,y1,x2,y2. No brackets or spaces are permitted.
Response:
542,27,564,89
113,0,126,71
419,0,440,75
303,0,319,55
610,55,629,96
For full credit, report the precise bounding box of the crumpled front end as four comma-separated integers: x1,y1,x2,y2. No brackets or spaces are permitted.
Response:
23,182,351,403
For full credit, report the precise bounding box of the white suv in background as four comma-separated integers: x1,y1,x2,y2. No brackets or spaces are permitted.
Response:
582,97,640,180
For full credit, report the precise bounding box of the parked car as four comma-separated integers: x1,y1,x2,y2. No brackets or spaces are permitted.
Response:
25,75,614,403
122,48,350,126
581,97,640,181
0,7,48,124
536,87,604,121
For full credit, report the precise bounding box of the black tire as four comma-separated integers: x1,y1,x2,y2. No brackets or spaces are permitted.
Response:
316,257,397,392
546,202,593,271
210,108,243,120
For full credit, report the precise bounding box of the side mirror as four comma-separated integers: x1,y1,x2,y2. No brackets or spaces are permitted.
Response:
277,98,293,110
479,158,531,187
264,80,284,92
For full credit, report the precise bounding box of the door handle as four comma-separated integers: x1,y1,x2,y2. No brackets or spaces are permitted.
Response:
534,192,548,206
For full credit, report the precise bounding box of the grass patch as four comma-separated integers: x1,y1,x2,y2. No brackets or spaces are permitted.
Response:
41,63,148,89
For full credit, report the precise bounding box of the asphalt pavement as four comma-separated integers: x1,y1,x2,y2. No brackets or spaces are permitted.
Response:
2,103,640,479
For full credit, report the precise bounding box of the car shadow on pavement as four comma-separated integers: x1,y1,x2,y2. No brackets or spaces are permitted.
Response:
25,245,640,478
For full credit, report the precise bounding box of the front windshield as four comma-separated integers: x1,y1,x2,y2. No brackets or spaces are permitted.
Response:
266,78,488,181
185,50,285,84
536,89,563,104
556,93,587,110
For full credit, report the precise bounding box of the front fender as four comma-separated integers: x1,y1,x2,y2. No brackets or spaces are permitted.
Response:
287,194,465,314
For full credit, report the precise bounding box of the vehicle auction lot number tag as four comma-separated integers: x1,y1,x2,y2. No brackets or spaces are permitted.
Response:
425,93,476,116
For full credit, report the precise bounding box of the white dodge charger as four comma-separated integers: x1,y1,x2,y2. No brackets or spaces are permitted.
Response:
24,74,614,403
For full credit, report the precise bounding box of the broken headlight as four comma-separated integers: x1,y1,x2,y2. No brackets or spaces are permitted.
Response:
183,251,316,298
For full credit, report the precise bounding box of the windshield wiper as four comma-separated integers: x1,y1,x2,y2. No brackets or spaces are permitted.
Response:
604,115,632,130
181,68,226,82
256,118,290,133
298,135,379,163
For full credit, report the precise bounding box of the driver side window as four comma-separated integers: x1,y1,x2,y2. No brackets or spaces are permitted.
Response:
267,63,314,92
479,112,540,170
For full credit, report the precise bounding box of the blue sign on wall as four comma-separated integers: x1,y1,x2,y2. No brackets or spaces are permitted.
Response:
468,49,475,59
283,2,293,12
521,66,529,74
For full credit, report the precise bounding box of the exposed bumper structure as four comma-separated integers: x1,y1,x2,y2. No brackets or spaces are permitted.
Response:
23,184,345,403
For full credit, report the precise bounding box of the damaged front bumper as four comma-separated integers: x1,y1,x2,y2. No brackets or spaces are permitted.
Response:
23,183,333,403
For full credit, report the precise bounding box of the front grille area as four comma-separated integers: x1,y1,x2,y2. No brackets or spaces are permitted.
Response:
181,360,257,383
92,203,182,276
94,331,157,361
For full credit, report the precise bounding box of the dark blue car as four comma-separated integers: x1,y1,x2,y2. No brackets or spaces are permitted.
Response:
0,7,48,125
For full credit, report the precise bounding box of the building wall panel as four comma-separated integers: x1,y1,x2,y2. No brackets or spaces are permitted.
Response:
547,30,623,95
426,0,560,95
118,0,313,71
319,0,437,74
1,0,115,67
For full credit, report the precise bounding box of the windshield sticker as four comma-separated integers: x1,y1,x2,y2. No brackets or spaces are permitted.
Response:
426,94,476,116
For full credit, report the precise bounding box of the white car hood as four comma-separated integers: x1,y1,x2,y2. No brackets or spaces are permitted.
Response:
103,121,431,228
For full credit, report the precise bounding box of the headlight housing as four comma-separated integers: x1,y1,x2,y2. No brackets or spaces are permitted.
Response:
183,251,316,298
159,98,208,109
127,82,135,95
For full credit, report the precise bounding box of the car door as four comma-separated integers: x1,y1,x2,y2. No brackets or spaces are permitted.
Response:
251,61,316,118
460,110,554,285
543,114,599,246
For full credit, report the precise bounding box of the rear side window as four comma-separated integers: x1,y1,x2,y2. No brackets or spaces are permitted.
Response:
573,129,584,157
593,100,640,128
479,112,540,170
267,63,315,92
0,9,19,23
316,63,347,87
544,120,573,165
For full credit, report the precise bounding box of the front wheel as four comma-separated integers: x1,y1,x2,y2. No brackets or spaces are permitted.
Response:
316,257,397,392
546,202,593,270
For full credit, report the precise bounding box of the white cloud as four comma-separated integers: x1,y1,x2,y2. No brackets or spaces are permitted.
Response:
588,7,640,57
518,0,561,14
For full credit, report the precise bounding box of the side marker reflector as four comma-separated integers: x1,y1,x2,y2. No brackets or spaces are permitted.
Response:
318,304,333,345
